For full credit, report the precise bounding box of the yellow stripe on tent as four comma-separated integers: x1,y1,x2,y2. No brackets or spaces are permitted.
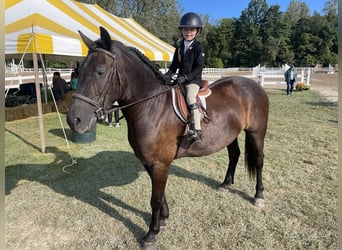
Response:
75,2,156,60
127,18,173,61
93,4,163,60
5,13,80,39
17,33,53,54
5,0,173,61
5,0,22,9
48,0,109,57
127,18,174,51
81,41,88,56
48,0,100,37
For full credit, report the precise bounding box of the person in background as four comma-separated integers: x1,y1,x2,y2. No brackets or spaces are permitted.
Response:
163,12,205,142
284,64,297,95
70,70,78,90
52,72,68,101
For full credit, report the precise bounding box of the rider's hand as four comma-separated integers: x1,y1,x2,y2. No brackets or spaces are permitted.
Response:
163,72,172,82
176,75,187,84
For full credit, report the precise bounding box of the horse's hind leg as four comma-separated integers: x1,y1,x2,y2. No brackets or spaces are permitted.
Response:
245,131,265,207
218,138,240,191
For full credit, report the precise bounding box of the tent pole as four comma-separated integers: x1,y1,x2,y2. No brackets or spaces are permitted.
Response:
33,52,46,153
42,54,48,104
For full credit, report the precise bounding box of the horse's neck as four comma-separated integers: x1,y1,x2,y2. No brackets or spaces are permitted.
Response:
120,64,162,100
117,52,169,118
119,77,170,123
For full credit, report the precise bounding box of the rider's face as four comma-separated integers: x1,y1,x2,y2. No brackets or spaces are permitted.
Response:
181,28,198,41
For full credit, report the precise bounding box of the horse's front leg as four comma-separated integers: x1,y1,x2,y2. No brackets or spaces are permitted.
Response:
160,195,169,230
142,163,169,248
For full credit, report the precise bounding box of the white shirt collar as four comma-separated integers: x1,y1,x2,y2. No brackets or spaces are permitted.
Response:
183,40,194,53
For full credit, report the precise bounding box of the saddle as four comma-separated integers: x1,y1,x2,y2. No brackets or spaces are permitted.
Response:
172,80,212,123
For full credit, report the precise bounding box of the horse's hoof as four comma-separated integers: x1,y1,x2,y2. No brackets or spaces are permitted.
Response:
217,184,229,192
218,187,227,192
141,241,156,250
253,198,265,208
159,220,167,233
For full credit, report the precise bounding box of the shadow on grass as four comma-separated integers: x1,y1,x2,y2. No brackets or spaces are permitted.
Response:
6,128,253,242
49,127,72,138
305,100,338,107
5,147,149,241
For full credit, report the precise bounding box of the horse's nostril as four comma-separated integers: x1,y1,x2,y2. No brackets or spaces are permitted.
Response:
74,117,81,127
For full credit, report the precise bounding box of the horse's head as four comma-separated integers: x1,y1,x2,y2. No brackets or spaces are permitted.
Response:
67,27,119,133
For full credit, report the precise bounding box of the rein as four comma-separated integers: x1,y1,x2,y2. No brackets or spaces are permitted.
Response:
72,47,176,119
104,85,177,115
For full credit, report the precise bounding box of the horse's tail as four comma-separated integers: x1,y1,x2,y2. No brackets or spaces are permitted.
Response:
244,133,258,179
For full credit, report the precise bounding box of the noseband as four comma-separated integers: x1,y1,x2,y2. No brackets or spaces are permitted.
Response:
72,47,118,120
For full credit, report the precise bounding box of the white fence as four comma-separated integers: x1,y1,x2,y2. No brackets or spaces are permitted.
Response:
252,64,312,85
5,68,73,90
5,63,335,91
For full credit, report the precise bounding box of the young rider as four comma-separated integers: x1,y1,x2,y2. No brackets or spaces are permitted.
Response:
164,12,205,142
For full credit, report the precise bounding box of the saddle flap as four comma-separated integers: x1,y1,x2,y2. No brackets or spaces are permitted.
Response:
172,80,212,123
199,80,210,96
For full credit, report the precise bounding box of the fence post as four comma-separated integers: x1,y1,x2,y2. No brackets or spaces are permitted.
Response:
18,75,22,86
301,69,304,83
306,69,311,85
258,74,264,86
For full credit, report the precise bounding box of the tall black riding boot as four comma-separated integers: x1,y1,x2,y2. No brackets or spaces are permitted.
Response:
186,102,202,142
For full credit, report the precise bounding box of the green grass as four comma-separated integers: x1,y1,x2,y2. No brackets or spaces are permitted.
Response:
5,89,337,249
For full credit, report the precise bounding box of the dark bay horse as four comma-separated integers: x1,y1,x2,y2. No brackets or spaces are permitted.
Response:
67,27,269,248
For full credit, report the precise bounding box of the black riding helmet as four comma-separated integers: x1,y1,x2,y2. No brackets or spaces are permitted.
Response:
179,12,202,34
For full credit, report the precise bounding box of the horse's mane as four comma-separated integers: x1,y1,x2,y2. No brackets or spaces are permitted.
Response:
127,46,167,83
96,39,167,84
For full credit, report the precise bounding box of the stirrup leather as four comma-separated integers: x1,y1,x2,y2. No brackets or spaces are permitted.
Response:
188,103,199,110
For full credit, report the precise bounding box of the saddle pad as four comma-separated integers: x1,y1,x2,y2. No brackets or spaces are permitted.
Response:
171,87,212,123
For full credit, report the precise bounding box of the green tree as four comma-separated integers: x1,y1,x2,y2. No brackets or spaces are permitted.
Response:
80,0,180,45
288,0,337,66
309,13,338,65
128,0,180,45
259,5,292,66
284,0,310,25
291,18,319,66
205,18,234,67
78,0,338,68
323,0,338,15
231,0,268,66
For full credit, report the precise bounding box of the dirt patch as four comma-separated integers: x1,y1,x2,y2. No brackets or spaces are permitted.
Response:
307,73,338,103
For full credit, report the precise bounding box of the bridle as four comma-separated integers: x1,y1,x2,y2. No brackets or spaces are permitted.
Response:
72,47,176,120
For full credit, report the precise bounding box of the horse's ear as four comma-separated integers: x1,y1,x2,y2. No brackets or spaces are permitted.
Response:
78,30,95,49
100,26,112,51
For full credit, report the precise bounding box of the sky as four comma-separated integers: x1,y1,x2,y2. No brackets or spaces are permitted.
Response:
178,0,327,23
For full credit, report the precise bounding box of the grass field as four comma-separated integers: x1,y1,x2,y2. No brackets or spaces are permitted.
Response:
5,87,337,249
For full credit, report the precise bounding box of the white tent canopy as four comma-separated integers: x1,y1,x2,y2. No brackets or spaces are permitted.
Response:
5,0,175,61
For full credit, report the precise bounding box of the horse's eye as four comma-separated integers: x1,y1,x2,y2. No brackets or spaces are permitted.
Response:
97,69,105,76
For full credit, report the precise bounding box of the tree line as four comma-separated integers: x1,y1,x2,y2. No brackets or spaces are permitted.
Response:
81,0,338,67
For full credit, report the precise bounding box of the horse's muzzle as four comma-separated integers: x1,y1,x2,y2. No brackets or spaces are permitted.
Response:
67,109,97,133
